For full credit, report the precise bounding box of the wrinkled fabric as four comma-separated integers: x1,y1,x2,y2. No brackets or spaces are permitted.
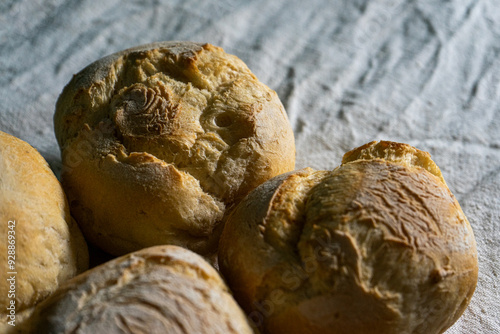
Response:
0,0,498,332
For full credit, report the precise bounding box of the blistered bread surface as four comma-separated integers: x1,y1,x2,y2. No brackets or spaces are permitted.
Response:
219,141,478,334
54,41,295,256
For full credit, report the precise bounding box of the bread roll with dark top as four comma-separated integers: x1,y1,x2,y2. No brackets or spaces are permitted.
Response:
24,245,254,334
219,140,478,334
0,131,88,330
54,41,295,257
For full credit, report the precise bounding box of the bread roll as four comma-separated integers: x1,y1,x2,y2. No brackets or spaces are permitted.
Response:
54,41,295,257
24,245,254,334
0,131,88,328
219,141,478,334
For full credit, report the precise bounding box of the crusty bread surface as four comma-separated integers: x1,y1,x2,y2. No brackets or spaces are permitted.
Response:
219,141,478,334
24,245,253,334
54,41,295,257
0,131,88,328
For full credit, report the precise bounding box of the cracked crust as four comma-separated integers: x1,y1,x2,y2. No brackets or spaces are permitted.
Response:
23,245,253,334
54,41,295,257
0,131,89,327
219,141,478,334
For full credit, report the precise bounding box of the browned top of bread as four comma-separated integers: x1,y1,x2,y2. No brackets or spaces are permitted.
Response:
24,245,253,334
342,140,446,184
0,131,88,324
54,41,295,256
219,141,477,334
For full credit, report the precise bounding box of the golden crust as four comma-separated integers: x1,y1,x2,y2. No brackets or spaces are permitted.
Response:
54,41,295,257
342,140,446,184
23,245,253,334
0,131,88,326
219,141,478,334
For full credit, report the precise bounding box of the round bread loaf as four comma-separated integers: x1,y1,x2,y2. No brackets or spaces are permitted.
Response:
219,141,478,334
23,245,254,334
0,131,88,327
54,41,295,257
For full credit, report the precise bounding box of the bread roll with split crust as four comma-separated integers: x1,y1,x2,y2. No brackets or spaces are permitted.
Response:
219,140,478,334
54,41,295,258
24,245,253,334
0,131,88,330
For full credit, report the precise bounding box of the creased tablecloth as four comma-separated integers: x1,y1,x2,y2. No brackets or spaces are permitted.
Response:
1,0,499,332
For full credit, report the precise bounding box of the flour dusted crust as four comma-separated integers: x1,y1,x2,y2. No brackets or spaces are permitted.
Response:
54,41,295,257
0,131,88,327
219,141,478,334
24,245,253,334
